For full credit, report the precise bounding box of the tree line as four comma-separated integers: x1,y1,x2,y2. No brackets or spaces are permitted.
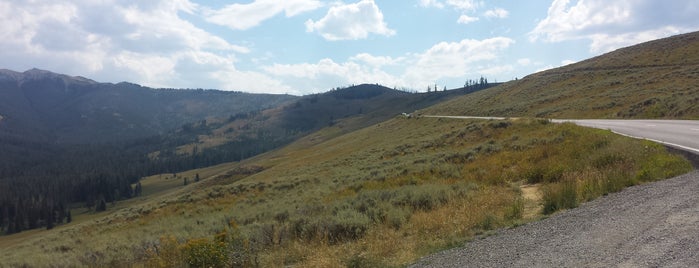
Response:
0,117,295,235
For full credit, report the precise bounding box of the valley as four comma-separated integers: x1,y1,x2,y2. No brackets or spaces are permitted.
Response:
0,31,698,267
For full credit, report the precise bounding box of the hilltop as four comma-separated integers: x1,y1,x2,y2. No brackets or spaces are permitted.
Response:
427,31,699,119
0,68,296,143
1,32,698,267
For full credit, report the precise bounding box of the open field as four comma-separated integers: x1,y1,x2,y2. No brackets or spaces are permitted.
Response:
0,117,690,267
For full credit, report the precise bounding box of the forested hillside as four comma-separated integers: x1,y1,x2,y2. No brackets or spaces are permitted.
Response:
0,69,495,234
0,69,296,234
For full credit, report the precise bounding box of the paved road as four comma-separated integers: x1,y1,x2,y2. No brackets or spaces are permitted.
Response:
424,116,699,154
554,119,699,154
411,171,699,267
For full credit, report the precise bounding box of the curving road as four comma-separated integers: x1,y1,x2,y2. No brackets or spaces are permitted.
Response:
423,116,699,154
411,116,699,267
553,119,699,154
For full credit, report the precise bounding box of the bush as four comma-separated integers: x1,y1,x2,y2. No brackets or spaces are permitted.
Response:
392,185,450,211
297,209,371,244
182,238,227,268
505,197,524,220
523,166,563,184
542,180,577,214
479,213,498,230
385,206,411,230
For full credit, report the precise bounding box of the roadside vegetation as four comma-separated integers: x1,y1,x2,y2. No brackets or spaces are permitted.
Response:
1,117,690,267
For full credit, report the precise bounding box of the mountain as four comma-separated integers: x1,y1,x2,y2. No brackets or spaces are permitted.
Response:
0,69,297,235
0,69,495,235
0,68,297,143
427,31,699,119
162,82,498,158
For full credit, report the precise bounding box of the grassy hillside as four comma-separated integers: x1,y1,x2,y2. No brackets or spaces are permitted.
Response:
1,33,697,267
427,31,699,119
0,117,690,267
173,83,496,156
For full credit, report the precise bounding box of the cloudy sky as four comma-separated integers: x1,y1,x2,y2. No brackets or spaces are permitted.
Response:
1,0,698,95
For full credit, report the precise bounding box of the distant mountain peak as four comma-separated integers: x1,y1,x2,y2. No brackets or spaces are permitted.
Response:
330,83,405,99
17,68,99,85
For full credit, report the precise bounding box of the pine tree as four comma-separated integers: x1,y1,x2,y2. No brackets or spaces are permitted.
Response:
96,199,107,212
133,182,142,196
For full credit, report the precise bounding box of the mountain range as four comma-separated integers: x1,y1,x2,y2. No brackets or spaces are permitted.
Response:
0,66,496,236
0,68,295,143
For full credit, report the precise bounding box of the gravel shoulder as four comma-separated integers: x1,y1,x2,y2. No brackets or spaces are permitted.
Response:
411,170,699,268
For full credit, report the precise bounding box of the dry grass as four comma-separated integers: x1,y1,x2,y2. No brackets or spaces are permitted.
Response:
426,32,699,119
1,116,690,267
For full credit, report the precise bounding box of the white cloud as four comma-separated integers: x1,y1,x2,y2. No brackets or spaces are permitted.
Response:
419,0,444,8
0,0,291,93
586,27,685,53
530,0,699,53
263,56,402,91
445,0,480,11
457,15,479,24
305,0,396,41
403,37,515,87
350,53,404,67
263,37,515,91
421,0,483,24
561,59,576,66
484,8,509,19
203,0,323,30
517,58,532,66
419,0,479,11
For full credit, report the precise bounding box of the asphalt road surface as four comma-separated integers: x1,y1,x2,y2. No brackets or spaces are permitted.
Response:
411,117,699,267
554,119,699,154
423,116,699,154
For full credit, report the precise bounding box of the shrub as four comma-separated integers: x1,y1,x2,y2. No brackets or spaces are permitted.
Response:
297,209,371,244
488,120,511,129
182,238,227,268
144,236,183,268
542,180,577,214
523,166,563,184
592,153,626,168
385,206,411,230
346,254,384,268
505,197,524,220
479,213,498,230
392,184,450,211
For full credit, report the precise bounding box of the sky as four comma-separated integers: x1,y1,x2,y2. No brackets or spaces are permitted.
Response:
1,0,698,95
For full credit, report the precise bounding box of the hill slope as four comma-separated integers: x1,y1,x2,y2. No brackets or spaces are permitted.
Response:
427,31,699,119
0,68,296,143
1,33,697,266
175,83,496,156
0,70,495,235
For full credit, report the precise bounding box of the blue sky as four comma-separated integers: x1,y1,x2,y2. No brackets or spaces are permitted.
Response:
1,0,698,95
